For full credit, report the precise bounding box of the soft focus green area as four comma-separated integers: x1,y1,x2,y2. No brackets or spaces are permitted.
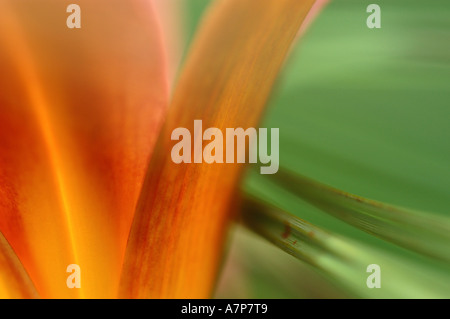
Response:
215,225,350,299
237,196,450,298
250,0,450,217
183,0,450,298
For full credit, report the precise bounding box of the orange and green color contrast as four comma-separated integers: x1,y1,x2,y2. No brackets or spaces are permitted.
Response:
0,0,449,299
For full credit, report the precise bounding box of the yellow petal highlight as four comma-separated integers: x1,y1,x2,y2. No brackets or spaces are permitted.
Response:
120,0,316,298
0,232,38,299
0,0,168,298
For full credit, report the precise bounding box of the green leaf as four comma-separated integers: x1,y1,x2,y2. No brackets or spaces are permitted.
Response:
241,196,450,298
240,0,450,298
268,168,450,263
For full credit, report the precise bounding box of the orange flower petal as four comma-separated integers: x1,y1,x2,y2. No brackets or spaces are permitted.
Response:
120,0,316,298
0,232,38,299
0,0,168,298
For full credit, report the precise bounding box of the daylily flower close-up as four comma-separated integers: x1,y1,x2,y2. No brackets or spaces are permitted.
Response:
0,0,449,300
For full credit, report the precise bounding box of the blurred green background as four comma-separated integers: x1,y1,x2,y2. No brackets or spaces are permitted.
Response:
180,0,450,298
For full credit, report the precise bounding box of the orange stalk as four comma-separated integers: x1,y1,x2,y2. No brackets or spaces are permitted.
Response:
120,0,316,298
